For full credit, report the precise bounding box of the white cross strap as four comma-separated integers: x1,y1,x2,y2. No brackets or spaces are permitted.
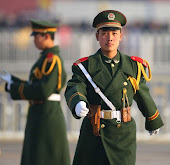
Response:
77,63,116,111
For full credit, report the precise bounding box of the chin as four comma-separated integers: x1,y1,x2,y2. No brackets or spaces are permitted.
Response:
36,46,43,50
106,48,115,52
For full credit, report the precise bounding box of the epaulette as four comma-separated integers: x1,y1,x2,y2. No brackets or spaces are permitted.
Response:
129,56,152,94
41,53,59,76
131,56,148,67
46,52,54,63
73,57,88,66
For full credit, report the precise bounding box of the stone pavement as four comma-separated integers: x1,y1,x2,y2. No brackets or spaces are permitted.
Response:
0,140,170,165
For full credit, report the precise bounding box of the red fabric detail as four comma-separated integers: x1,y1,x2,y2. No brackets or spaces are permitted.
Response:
47,53,53,62
148,110,159,121
47,53,53,58
131,56,148,67
73,57,89,66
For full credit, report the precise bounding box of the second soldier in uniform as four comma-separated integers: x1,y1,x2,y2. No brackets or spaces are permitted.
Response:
0,20,70,165
65,10,164,165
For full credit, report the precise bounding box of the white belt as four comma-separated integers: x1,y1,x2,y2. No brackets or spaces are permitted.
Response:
48,94,61,101
100,110,121,121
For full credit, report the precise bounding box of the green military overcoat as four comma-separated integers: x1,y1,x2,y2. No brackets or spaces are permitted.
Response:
65,49,164,165
7,46,70,165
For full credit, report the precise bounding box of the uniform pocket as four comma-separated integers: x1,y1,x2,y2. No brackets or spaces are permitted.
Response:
100,117,136,136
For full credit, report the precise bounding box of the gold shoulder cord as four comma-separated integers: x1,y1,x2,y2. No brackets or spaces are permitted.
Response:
41,55,62,90
33,67,42,79
128,59,152,94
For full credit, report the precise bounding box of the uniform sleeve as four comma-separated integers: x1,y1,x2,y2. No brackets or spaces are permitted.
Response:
9,56,64,100
12,75,24,82
134,78,164,131
5,75,26,92
64,64,88,119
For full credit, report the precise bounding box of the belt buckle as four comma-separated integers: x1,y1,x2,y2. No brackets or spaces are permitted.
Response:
104,111,112,119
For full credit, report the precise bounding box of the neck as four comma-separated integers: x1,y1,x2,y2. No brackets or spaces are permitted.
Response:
101,49,117,59
44,42,55,49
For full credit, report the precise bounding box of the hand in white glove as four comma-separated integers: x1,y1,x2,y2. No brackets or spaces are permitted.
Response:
75,101,89,117
0,71,13,90
0,71,12,83
149,128,160,136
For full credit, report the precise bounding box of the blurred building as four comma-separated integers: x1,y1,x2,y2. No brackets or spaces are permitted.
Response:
0,0,37,15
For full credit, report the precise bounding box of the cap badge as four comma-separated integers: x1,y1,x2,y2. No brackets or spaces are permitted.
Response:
108,13,115,20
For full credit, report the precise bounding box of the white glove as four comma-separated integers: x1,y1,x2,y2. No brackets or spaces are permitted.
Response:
75,101,89,117
149,128,160,136
0,70,13,90
0,71,12,83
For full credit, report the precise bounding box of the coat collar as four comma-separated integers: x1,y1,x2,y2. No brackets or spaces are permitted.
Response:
41,45,59,56
88,49,135,77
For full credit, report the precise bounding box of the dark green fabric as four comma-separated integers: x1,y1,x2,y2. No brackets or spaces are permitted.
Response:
30,19,58,29
73,117,136,165
65,49,164,165
9,46,70,165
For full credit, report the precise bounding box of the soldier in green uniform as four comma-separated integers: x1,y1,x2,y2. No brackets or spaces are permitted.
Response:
0,20,70,165
64,10,164,165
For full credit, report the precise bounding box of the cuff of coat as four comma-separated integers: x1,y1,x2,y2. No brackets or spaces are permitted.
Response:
10,82,26,100
5,83,9,92
67,92,88,119
11,75,22,82
145,115,164,131
68,92,87,109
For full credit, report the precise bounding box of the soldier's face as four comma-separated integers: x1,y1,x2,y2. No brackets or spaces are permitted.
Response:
33,34,46,50
96,29,122,55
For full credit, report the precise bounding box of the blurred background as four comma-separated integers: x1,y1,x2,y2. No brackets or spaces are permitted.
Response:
0,0,170,164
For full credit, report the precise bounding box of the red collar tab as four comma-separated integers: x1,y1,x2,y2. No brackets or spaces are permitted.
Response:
47,53,53,58
73,57,89,66
47,53,54,62
131,56,148,67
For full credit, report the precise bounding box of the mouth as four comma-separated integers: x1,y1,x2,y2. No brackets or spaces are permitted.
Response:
106,43,113,46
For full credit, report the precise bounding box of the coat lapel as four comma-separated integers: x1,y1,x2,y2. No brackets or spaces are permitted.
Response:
119,52,135,78
100,51,136,96
88,51,112,90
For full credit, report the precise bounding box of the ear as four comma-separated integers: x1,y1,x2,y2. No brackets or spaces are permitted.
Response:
45,33,50,39
96,32,99,41
120,32,123,41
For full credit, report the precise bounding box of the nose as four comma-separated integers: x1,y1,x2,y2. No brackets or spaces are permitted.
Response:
107,33,113,41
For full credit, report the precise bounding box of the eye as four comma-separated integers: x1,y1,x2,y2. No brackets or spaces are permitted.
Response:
102,32,107,36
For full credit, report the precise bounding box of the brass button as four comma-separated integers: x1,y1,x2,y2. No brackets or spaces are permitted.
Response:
101,124,105,128
117,123,121,128
111,63,115,67
123,82,128,86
